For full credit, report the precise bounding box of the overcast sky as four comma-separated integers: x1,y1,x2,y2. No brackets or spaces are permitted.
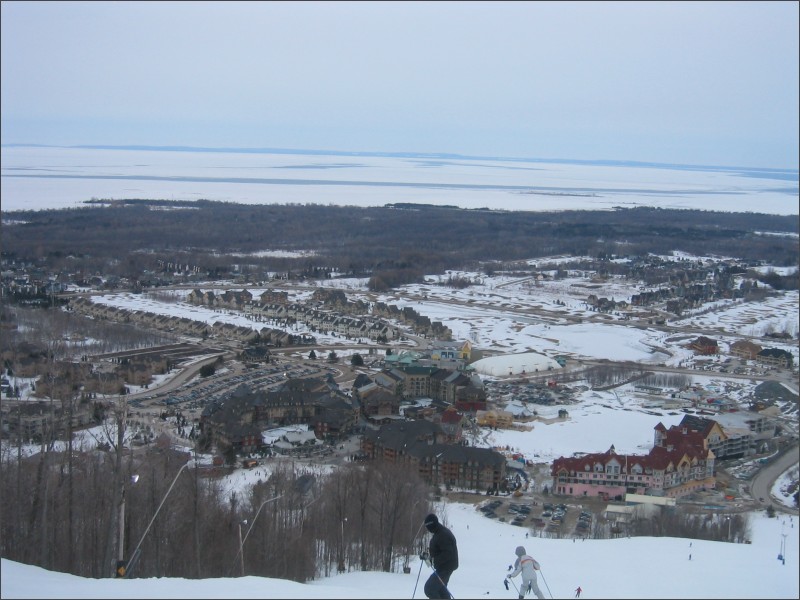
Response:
2,1,798,168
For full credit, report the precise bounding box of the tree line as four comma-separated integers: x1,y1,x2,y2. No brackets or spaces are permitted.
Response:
2,202,797,290
0,430,434,581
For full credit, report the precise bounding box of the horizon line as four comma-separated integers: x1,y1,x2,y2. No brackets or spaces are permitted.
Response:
3,142,797,176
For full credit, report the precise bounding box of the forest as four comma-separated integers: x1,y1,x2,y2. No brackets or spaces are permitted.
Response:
0,435,435,581
2,201,798,292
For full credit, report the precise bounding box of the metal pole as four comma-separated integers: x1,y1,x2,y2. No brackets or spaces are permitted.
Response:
781,533,787,565
242,494,284,546
227,494,284,577
117,474,138,577
340,517,347,571
124,461,191,578
238,521,246,576
117,488,126,564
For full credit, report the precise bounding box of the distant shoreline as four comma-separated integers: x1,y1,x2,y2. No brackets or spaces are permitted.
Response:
3,142,797,177
2,145,797,215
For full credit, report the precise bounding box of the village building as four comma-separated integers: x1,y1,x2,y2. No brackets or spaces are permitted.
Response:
360,420,506,492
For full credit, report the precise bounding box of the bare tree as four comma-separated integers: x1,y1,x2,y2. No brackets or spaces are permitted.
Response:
369,462,424,571
97,394,130,577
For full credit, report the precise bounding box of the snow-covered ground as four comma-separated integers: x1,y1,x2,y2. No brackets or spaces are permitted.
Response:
2,502,797,599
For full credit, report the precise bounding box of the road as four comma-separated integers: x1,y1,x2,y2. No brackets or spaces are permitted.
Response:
124,352,232,402
750,442,800,515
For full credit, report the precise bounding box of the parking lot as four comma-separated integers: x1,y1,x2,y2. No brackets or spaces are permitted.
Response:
475,495,599,539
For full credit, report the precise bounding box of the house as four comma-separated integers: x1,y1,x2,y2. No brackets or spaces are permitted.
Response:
475,409,514,429
439,370,472,403
355,383,402,420
202,290,216,306
367,322,397,341
360,420,506,491
201,379,358,454
261,303,289,320
551,442,715,500
187,288,204,304
361,419,444,459
454,381,487,413
654,414,739,456
373,363,481,402
729,340,762,360
2,399,96,442
394,366,439,399
383,350,423,369
219,289,253,309
372,367,403,396
414,443,505,491
689,336,719,355
311,394,357,440
437,406,465,443
241,346,271,363
259,290,289,305
756,348,793,368
429,340,472,362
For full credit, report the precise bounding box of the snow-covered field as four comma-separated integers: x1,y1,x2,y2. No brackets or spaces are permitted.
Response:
2,491,798,600
85,265,800,367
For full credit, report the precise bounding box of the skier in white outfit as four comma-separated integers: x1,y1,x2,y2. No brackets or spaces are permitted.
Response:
507,546,545,599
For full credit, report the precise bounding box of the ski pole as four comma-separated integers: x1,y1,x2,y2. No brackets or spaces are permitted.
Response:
538,568,553,599
506,575,520,595
506,565,521,596
433,569,455,599
407,521,426,569
412,558,424,599
411,521,426,544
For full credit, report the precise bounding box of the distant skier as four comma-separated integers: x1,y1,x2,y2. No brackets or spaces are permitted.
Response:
575,585,582,598
506,546,544,599
419,513,458,599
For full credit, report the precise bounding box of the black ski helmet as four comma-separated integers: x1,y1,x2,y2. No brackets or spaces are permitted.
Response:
424,513,439,532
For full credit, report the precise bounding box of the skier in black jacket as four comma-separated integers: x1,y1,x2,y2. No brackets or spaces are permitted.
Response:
420,513,458,599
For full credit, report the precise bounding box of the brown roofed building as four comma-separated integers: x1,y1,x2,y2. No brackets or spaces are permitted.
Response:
689,336,719,355
729,340,762,360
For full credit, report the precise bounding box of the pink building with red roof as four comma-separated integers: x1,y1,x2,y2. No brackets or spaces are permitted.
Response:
550,417,717,500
